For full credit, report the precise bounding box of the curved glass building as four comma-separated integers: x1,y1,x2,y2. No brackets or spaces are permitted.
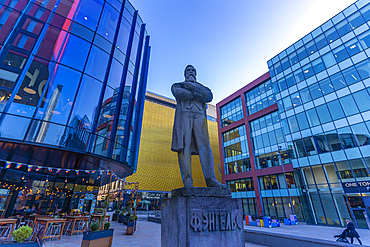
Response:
0,0,150,216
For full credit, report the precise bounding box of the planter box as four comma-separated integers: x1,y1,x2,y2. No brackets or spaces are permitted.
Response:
126,221,137,235
112,213,118,221
117,214,123,223
0,242,43,247
81,229,114,247
123,215,129,225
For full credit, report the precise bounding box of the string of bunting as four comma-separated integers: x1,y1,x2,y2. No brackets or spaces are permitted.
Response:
0,159,123,180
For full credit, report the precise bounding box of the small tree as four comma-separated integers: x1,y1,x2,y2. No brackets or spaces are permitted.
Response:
12,226,32,243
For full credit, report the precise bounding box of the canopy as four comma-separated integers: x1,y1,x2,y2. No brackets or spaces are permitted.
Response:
139,200,151,204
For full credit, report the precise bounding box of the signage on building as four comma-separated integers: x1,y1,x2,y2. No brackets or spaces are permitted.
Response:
342,181,370,193
142,192,162,199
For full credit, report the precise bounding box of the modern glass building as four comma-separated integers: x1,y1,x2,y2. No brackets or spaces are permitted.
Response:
0,0,150,217
217,0,370,229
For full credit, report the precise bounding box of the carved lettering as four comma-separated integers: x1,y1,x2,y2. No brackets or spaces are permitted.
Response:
215,212,219,231
226,212,231,230
236,212,242,229
190,211,242,232
231,212,237,230
220,212,226,231
208,212,215,231
190,214,201,232
202,212,208,231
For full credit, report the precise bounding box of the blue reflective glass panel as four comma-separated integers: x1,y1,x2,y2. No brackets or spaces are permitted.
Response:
97,3,119,42
309,83,322,99
353,89,370,112
327,100,345,120
330,72,347,90
336,19,352,36
339,95,359,116
315,34,328,49
58,34,91,72
85,46,109,82
355,59,370,80
333,45,349,63
306,108,320,127
69,75,104,131
319,78,334,95
342,66,360,85
74,0,103,31
35,65,82,125
316,104,332,124
107,58,123,91
300,87,312,104
358,29,370,49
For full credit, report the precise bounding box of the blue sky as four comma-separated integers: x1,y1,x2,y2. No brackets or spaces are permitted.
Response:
130,0,356,104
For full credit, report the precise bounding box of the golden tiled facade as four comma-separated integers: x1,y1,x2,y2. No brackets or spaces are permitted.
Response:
126,92,221,192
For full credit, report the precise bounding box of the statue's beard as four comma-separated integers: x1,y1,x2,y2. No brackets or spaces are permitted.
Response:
186,74,196,82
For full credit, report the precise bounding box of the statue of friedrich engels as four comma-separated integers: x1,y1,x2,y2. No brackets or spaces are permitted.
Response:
171,65,226,188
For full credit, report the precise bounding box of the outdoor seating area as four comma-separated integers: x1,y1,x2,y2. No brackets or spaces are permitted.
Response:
0,212,111,244
245,215,298,228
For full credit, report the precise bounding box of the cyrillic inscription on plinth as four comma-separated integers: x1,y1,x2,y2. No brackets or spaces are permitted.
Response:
161,188,244,247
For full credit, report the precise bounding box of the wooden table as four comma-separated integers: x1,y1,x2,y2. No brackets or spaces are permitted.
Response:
36,218,66,240
90,214,110,225
62,216,89,236
0,219,17,240
27,215,52,228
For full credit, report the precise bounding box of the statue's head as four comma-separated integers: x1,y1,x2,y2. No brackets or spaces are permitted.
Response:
184,65,196,82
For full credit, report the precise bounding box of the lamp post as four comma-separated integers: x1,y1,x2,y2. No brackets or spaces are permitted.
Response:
278,146,295,215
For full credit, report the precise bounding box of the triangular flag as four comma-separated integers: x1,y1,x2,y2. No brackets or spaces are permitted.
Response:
48,168,53,172
16,163,22,169
56,168,62,173
91,170,96,174
5,161,11,169
76,171,79,175
35,166,41,172
27,165,33,172
66,169,70,173
85,170,90,174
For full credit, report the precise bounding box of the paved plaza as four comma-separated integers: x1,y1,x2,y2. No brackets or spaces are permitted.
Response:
244,223,370,246
43,217,369,246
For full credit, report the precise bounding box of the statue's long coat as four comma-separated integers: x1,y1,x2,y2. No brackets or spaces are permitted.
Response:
171,81,213,155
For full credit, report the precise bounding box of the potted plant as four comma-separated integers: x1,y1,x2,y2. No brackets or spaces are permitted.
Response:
118,210,125,223
125,214,137,235
82,221,113,247
112,210,120,221
94,208,104,214
0,226,44,246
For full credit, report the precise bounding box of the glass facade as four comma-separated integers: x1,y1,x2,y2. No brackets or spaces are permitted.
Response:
0,0,150,217
218,0,370,228
220,97,243,127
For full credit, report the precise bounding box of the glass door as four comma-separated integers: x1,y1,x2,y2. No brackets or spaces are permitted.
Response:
352,209,369,229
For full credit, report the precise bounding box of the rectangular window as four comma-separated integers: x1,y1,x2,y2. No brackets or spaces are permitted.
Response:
353,89,370,112
287,116,299,133
338,126,357,149
330,72,347,90
315,34,328,49
345,38,363,56
296,112,309,130
316,104,332,124
319,78,334,95
306,108,320,127
358,29,370,49
327,100,345,120
312,58,325,74
326,130,343,151
289,52,298,65
314,134,330,153
355,59,370,80
339,95,359,116
351,122,370,146
333,45,349,63
336,19,351,36
342,66,360,85
309,83,323,100
299,87,312,103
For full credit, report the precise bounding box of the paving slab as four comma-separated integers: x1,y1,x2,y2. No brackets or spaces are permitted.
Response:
244,223,369,246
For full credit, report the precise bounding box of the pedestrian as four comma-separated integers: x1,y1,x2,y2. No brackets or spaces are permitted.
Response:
346,220,362,245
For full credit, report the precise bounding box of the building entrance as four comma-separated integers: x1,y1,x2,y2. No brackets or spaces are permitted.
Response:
352,209,369,229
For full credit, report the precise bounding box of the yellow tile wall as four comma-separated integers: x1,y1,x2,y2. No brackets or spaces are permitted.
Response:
126,100,221,192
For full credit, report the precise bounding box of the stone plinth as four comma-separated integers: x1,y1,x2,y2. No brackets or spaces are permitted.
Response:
161,188,244,247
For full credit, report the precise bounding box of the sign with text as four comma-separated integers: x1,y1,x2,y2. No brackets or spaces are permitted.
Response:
342,181,370,193
189,211,242,232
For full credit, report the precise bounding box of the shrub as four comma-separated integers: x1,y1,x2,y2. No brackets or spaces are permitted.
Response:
115,210,120,214
13,226,32,243
104,222,110,230
90,221,100,232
